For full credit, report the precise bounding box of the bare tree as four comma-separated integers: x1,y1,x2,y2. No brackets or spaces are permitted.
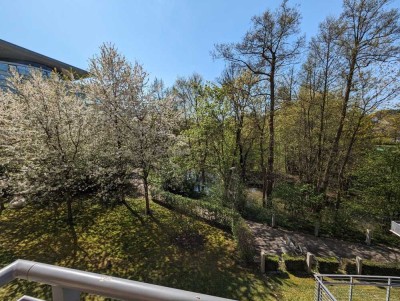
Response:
318,0,400,195
214,0,304,206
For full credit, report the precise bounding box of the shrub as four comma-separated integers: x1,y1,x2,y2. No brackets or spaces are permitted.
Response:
362,260,400,276
344,259,357,274
317,257,340,274
242,202,271,223
151,188,239,231
265,254,280,272
232,218,256,264
283,253,307,272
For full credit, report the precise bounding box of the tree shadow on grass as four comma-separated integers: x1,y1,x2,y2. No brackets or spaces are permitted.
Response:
121,199,145,225
1,198,282,301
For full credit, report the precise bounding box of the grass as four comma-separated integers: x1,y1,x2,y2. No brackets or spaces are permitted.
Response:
3,197,398,300
268,273,315,301
0,198,280,300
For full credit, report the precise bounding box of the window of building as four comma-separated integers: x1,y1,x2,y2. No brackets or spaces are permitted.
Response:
0,62,8,72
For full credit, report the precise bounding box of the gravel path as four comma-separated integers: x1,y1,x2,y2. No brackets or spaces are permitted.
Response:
247,220,400,263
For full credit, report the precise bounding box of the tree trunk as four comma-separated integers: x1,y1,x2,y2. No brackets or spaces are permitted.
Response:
318,50,357,195
265,56,276,207
66,198,74,226
260,126,267,205
143,170,151,215
335,114,363,209
316,46,330,190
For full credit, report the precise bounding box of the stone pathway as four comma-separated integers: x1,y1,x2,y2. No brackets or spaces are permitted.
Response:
247,220,400,263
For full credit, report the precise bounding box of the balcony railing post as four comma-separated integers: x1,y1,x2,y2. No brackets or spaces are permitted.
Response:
386,278,391,301
52,286,80,301
315,279,321,301
348,276,353,301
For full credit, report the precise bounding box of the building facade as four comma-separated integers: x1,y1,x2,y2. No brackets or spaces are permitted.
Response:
0,39,88,89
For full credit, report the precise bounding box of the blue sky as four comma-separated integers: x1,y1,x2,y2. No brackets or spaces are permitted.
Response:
1,0,398,86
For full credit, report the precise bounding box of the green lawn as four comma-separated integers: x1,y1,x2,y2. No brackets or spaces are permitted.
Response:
0,198,315,300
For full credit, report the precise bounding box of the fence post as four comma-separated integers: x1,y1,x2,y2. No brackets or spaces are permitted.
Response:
356,256,363,275
52,286,80,301
386,278,391,301
365,229,371,245
348,276,353,301
315,277,321,301
306,252,315,273
271,213,276,228
260,251,266,273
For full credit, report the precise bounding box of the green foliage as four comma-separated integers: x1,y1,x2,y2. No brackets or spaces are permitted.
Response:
0,198,270,301
317,257,340,274
232,218,256,264
344,259,357,274
353,146,400,221
282,254,307,273
207,173,247,213
152,188,256,263
152,188,239,230
157,161,199,198
265,255,280,272
362,260,400,276
273,183,324,216
242,201,272,223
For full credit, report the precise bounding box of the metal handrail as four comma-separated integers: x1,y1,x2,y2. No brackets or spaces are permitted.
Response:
315,274,400,286
314,275,338,301
0,260,236,301
314,274,400,301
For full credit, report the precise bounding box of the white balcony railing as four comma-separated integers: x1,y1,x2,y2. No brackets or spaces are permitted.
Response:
315,274,400,301
0,260,236,301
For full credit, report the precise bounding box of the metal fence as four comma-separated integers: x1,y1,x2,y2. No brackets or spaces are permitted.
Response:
390,221,400,237
315,274,400,301
315,276,337,301
0,260,236,301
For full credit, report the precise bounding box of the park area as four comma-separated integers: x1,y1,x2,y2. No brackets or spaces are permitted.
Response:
1,0,400,300
0,197,317,301
1,195,400,300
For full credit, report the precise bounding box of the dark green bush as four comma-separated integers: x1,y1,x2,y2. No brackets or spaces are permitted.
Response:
344,260,357,274
232,218,256,264
317,257,340,274
265,254,280,272
362,260,400,276
242,202,271,223
282,254,307,272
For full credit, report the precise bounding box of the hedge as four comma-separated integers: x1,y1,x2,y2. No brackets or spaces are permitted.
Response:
232,218,256,263
317,257,340,274
282,254,307,272
265,255,280,272
344,259,357,274
151,188,240,231
151,188,255,263
362,260,400,276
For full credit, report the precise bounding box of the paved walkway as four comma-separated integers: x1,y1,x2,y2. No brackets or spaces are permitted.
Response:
247,220,400,263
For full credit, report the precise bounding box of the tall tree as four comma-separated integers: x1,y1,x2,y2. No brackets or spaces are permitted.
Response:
88,43,133,206
214,0,304,206
125,77,178,215
2,70,94,225
173,74,209,191
89,44,177,214
318,0,400,195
